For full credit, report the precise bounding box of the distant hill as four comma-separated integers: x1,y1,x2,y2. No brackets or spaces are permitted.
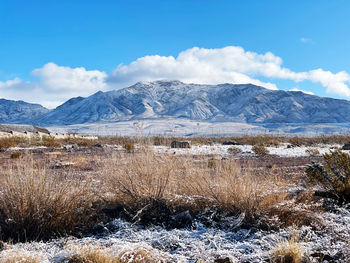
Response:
0,99,49,124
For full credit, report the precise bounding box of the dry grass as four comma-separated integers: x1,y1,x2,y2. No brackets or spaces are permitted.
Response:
116,245,165,263
1,134,350,150
0,250,43,263
0,144,317,242
62,245,116,263
10,151,21,159
0,137,27,151
62,243,164,263
103,148,293,223
227,146,242,154
270,238,304,263
0,156,99,241
252,145,269,156
123,142,135,153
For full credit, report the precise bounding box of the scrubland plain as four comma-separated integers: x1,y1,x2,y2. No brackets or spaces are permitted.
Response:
0,135,348,262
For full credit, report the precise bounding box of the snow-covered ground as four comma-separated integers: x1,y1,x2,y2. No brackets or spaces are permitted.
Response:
46,119,350,137
1,205,349,262
153,143,342,157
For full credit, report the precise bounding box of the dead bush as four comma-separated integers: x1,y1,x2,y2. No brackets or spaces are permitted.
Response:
0,137,26,151
208,159,217,169
10,151,21,159
270,238,304,263
104,150,291,224
62,244,116,263
0,157,99,241
227,146,242,154
41,135,60,147
123,142,135,153
0,250,44,263
252,145,269,156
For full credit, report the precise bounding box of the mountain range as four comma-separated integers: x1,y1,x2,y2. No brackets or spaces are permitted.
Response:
0,99,49,124
1,80,350,126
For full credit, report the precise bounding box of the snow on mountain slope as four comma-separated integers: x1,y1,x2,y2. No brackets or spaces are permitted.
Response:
0,99,49,124
33,80,350,125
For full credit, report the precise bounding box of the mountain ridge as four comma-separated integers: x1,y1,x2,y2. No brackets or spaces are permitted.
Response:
0,98,50,124
34,80,350,126
1,80,350,126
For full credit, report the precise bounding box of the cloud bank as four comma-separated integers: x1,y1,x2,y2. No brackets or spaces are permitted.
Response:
1,46,350,108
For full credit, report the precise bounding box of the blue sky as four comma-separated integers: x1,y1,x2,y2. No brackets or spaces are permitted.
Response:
1,0,350,108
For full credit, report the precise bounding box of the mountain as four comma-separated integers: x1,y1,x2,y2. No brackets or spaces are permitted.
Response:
0,99,49,124
35,80,350,126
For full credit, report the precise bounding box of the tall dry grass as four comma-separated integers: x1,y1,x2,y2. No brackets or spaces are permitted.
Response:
0,146,314,242
0,250,44,263
62,243,166,263
270,238,304,263
0,156,99,241
103,148,292,224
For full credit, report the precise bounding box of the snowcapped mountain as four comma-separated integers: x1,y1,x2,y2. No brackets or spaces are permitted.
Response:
34,80,350,126
0,99,49,124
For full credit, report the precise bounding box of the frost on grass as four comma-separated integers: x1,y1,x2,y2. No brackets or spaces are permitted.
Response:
1,205,349,262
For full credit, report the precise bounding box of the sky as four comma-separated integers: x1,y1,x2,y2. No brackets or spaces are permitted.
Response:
1,0,350,108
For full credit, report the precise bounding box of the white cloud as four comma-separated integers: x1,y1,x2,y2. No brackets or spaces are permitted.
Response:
1,46,350,108
0,63,107,108
31,63,107,92
307,69,350,97
108,46,350,98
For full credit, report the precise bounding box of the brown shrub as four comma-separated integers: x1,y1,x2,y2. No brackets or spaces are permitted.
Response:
0,157,99,241
0,250,44,263
62,245,116,263
208,159,217,169
270,238,304,263
10,151,21,159
104,150,291,223
252,145,269,156
41,135,60,147
227,146,242,154
123,142,135,153
0,137,26,151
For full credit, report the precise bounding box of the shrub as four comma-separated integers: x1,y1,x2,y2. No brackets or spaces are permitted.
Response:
117,245,163,263
104,150,290,224
41,135,60,147
123,142,135,153
10,151,21,159
0,158,98,241
252,145,269,156
270,238,304,263
208,159,217,169
0,250,44,263
305,148,320,156
62,245,116,263
227,146,242,154
305,149,350,203
0,137,25,151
